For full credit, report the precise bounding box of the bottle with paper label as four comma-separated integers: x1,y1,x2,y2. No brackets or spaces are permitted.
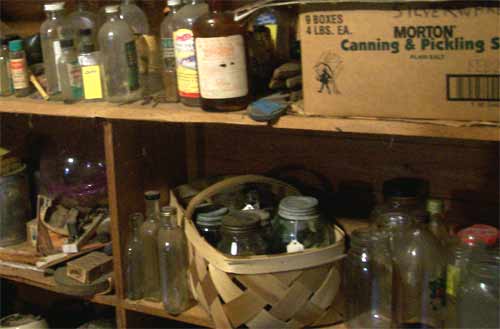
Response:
193,0,250,112
8,40,31,97
58,39,83,102
78,30,104,101
41,2,74,99
173,0,208,107
98,5,142,103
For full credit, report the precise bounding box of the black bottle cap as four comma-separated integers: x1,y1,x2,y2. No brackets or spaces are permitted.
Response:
383,177,428,199
80,28,92,36
60,39,74,48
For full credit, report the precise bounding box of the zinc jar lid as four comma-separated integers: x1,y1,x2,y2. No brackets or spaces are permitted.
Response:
278,196,319,221
196,205,228,227
44,2,65,11
105,5,120,14
221,212,260,234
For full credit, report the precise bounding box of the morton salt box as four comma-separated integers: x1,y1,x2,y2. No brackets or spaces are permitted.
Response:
300,3,500,121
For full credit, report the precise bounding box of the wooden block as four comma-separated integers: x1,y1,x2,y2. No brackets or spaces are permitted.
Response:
66,251,112,284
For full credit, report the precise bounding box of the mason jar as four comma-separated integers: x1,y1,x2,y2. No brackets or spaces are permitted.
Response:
345,228,392,329
217,212,267,256
195,204,228,247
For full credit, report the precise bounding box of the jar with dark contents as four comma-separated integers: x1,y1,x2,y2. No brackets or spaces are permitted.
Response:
195,204,228,246
217,212,267,256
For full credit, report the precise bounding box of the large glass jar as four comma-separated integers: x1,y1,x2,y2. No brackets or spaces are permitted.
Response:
217,212,267,256
272,196,332,253
457,249,500,328
345,228,392,329
374,177,428,226
382,214,447,328
195,204,227,246
157,206,190,315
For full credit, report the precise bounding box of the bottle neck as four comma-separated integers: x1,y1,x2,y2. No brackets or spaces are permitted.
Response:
208,0,223,13
46,10,64,20
106,12,121,22
159,213,176,228
145,199,160,219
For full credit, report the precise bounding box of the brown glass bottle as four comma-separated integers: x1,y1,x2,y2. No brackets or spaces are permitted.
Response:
193,0,250,112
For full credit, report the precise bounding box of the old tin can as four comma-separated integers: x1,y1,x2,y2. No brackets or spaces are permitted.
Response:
0,165,31,247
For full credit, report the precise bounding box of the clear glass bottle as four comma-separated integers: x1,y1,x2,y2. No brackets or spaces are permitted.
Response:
78,29,104,101
157,206,191,315
120,0,150,36
98,5,142,103
160,0,183,102
139,191,161,301
57,39,83,102
217,213,267,256
345,228,392,329
374,177,428,226
195,204,227,246
426,199,449,246
40,2,72,98
0,39,13,96
8,40,31,97
456,249,499,329
126,212,144,300
382,214,447,328
193,0,250,112
68,0,97,48
173,0,208,107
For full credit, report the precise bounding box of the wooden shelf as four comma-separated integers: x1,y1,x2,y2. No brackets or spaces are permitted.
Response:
123,299,213,328
0,264,116,306
1,98,498,141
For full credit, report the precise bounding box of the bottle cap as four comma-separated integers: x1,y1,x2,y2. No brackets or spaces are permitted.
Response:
426,199,444,215
278,196,319,221
383,177,428,199
160,206,177,216
105,5,120,14
144,190,161,201
44,2,65,11
167,0,182,5
458,224,499,247
60,39,74,48
8,39,23,52
79,28,92,36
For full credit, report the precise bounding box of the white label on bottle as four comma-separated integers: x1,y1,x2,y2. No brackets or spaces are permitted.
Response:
195,35,248,99
10,58,28,89
287,240,304,253
53,40,62,88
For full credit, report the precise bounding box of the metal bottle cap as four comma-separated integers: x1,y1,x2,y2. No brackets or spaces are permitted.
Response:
44,2,65,11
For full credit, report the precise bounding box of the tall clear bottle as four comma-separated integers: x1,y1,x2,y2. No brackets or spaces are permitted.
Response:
160,0,183,102
126,213,144,300
193,0,250,112
120,0,150,35
98,5,142,103
139,191,161,301
157,206,190,314
9,40,31,97
0,39,13,96
173,0,208,107
68,0,97,48
40,2,73,98
57,39,83,102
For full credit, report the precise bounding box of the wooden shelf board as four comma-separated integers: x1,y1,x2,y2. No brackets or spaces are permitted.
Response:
1,98,498,141
123,299,214,328
0,265,116,306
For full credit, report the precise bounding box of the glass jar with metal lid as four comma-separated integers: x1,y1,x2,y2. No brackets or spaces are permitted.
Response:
217,212,267,256
272,196,331,253
195,204,228,246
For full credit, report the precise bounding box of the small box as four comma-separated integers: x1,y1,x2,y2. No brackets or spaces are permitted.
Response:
300,4,500,121
67,251,113,284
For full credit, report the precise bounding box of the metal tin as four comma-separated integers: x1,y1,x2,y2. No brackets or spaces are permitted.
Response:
0,314,49,329
0,165,31,247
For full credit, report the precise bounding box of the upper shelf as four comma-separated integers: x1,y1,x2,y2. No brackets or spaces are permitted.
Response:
1,98,498,141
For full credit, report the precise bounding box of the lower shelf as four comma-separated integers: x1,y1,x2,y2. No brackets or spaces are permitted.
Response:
0,265,116,306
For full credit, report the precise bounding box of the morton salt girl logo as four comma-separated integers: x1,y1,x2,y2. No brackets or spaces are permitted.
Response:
314,51,343,95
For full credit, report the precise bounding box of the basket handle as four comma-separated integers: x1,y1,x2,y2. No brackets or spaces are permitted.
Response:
185,175,300,221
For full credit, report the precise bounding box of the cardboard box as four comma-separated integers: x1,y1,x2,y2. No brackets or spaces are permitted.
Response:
300,4,500,121
67,251,113,284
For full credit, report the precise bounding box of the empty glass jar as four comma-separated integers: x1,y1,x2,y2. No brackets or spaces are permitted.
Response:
217,212,267,256
345,228,392,329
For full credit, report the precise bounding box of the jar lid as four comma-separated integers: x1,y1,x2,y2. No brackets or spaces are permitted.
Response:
221,212,260,234
383,177,427,199
458,224,499,247
144,190,160,201
44,2,65,11
105,5,120,14
167,0,182,6
426,198,444,215
8,39,23,52
196,205,228,227
278,196,319,221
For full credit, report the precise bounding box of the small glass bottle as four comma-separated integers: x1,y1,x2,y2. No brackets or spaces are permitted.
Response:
8,40,31,97
426,199,449,246
382,214,447,329
160,0,183,102
98,5,142,103
345,228,392,329
78,30,104,101
456,249,499,329
58,39,83,102
126,212,144,300
157,206,191,315
68,0,97,48
173,0,208,107
140,191,161,301
217,213,267,256
0,39,13,96
120,0,150,36
193,0,250,112
195,204,227,246
40,2,72,98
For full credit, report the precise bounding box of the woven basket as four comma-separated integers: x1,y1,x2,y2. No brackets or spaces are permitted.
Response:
176,175,346,329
